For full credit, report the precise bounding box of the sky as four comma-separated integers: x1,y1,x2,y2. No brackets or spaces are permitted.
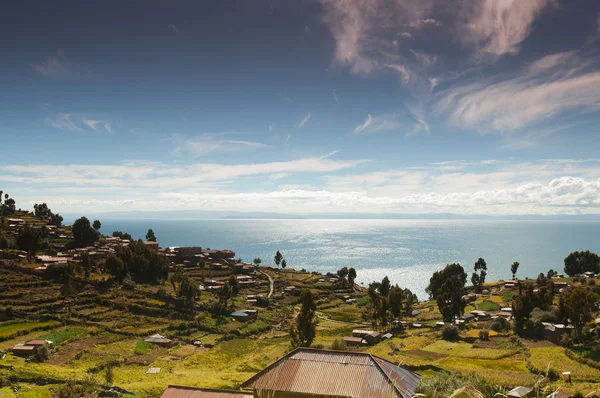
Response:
1,0,600,217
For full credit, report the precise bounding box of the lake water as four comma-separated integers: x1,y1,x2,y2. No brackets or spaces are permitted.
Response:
97,219,600,299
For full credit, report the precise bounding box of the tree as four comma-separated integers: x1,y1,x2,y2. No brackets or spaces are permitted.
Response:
471,258,487,292
105,254,127,282
436,276,466,322
512,293,532,331
92,220,102,231
274,251,283,267
253,258,262,267
178,276,200,306
290,289,318,348
0,193,16,216
564,251,600,276
146,228,157,242
427,263,467,299
379,276,391,297
388,286,404,321
219,281,232,307
337,267,349,281
510,261,520,280
0,234,8,249
112,231,133,240
348,267,357,288
562,287,599,341
403,288,417,317
229,275,240,297
281,259,287,269
72,217,99,246
16,226,41,258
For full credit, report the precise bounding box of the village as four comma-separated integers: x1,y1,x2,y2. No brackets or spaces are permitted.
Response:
1,205,600,398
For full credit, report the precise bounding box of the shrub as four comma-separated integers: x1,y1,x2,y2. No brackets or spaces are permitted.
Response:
156,286,167,297
441,324,459,341
105,365,114,385
560,333,573,347
588,278,596,286
34,345,49,362
479,329,490,341
3,306,14,320
134,341,152,355
331,338,348,351
490,317,510,332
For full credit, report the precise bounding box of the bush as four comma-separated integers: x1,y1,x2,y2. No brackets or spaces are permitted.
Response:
588,278,596,286
490,317,510,332
479,329,490,341
441,324,459,341
331,338,348,351
560,333,573,347
156,286,167,297
0,234,8,249
34,345,49,362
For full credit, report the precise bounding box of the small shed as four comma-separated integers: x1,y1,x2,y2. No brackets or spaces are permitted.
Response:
547,391,572,398
508,386,533,398
231,309,258,322
343,336,366,346
25,340,51,348
11,344,37,357
144,334,175,347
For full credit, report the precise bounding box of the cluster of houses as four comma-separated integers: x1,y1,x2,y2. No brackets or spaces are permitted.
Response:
158,246,237,268
343,329,391,346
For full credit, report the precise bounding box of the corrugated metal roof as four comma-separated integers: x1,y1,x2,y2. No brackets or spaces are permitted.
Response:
242,348,420,398
161,386,252,398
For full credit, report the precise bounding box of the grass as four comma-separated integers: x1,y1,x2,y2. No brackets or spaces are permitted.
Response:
529,347,600,382
477,300,501,312
0,321,60,339
133,341,153,355
38,327,85,345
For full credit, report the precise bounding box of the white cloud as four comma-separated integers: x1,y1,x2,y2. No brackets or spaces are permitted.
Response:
45,113,82,132
82,118,113,133
46,113,114,134
318,0,437,74
298,112,311,128
421,18,441,26
173,134,270,155
354,113,401,134
0,152,365,189
170,24,181,34
333,89,340,104
435,51,600,133
4,158,600,215
462,0,551,57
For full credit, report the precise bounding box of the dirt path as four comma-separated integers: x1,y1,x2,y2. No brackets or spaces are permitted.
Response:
46,337,108,365
257,270,274,298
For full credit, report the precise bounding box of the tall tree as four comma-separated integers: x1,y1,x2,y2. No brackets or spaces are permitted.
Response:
219,281,232,307
427,263,467,299
253,257,262,267
337,267,349,281
511,261,520,280
93,220,102,231
388,286,404,321
564,251,600,276
348,267,357,288
471,258,487,292
112,231,133,240
229,275,240,297
72,217,99,246
146,228,157,242
16,226,41,258
436,276,466,322
274,251,283,267
290,289,318,348
380,276,391,297
281,259,287,269
562,287,599,341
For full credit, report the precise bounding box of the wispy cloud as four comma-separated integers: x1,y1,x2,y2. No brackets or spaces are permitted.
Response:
46,113,113,134
169,24,181,34
82,118,113,134
333,89,340,104
172,133,270,155
462,0,552,58
435,50,600,133
268,123,275,133
298,112,311,128
354,113,401,135
31,51,89,79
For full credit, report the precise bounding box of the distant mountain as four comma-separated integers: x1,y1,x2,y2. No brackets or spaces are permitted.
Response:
62,210,600,223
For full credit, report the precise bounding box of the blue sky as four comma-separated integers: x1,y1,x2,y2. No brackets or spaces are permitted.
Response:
1,0,600,216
